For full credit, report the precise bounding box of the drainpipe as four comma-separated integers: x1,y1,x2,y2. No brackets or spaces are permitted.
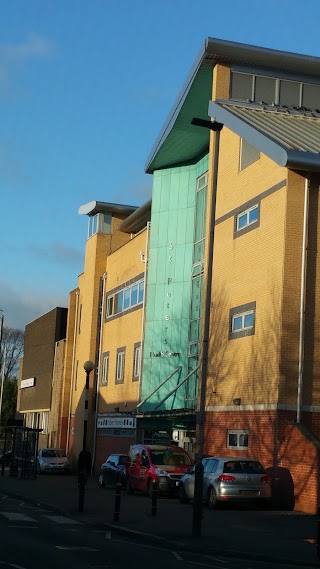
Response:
297,175,310,424
92,272,107,472
66,289,79,455
138,221,150,405
191,118,223,460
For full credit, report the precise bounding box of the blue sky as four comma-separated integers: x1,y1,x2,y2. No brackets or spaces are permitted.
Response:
1,0,319,330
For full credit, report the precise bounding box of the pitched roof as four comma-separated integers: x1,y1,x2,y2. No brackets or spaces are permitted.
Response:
209,100,320,171
145,37,320,173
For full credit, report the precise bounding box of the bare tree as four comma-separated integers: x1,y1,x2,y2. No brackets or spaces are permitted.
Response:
0,327,24,380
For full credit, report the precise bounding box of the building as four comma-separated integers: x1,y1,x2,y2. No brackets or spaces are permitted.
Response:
140,37,320,512
17,307,68,449
63,200,150,471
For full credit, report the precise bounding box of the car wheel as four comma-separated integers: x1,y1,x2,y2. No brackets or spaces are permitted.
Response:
98,473,106,488
126,478,134,494
178,484,189,504
207,487,218,510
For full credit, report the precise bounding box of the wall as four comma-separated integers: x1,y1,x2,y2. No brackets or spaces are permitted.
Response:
141,155,208,411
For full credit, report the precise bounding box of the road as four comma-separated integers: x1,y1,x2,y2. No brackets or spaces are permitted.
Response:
0,495,316,569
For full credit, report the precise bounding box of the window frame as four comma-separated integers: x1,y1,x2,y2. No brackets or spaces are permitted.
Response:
132,342,141,382
106,278,144,319
229,302,256,340
115,347,126,384
101,351,109,386
227,429,249,450
234,202,260,238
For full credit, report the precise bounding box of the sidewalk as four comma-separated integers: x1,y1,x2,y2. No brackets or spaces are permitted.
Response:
0,471,318,566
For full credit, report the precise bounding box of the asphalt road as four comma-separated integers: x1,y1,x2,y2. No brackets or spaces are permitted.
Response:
0,495,316,569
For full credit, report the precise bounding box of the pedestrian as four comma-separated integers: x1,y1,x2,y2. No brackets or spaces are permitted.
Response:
77,449,91,488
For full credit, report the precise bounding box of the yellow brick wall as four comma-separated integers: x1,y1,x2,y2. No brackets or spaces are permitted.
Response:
206,128,287,408
98,229,147,414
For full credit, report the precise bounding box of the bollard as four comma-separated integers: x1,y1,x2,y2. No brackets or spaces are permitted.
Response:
151,480,158,516
192,460,204,537
113,482,122,522
317,505,320,558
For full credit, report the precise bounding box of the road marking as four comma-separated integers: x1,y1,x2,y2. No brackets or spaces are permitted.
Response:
0,562,27,568
172,551,183,561
43,515,82,525
8,525,38,529
56,546,98,551
0,513,36,522
105,531,111,539
205,556,228,563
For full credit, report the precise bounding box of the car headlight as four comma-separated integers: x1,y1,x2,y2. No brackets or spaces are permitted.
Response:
155,468,169,476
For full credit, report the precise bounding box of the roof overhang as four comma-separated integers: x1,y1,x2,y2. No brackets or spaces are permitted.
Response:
118,199,151,234
209,100,320,172
146,37,320,174
78,201,137,217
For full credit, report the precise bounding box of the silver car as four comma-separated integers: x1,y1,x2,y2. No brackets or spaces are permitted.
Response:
179,456,272,509
37,448,71,473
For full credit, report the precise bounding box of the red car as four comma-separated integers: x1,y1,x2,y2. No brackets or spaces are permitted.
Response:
126,444,193,496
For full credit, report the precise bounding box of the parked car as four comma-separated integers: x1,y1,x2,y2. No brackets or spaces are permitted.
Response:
179,456,272,509
98,454,127,487
37,448,71,474
0,450,13,466
126,444,193,496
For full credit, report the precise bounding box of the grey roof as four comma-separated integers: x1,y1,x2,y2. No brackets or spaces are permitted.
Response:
145,37,320,174
78,201,137,217
118,200,151,234
209,100,320,171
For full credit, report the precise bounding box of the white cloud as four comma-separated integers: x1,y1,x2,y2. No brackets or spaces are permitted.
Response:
0,281,68,331
0,32,54,91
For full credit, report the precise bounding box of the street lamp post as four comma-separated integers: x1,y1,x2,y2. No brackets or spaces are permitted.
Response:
78,360,94,513
0,310,4,358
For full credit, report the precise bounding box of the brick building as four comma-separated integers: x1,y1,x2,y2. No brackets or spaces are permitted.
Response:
17,307,67,449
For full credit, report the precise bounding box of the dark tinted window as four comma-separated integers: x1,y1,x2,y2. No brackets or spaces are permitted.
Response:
42,449,65,458
224,460,265,474
118,455,127,466
303,83,320,111
231,72,253,101
255,76,276,104
150,449,192,466
279,80,300,108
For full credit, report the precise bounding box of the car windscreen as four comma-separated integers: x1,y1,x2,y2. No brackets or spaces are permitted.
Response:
223,460,265,474
42,449,66,458
118,456,127,465
150,450,192,466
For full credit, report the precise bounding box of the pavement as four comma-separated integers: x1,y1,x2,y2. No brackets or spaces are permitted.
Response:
0,470,319,567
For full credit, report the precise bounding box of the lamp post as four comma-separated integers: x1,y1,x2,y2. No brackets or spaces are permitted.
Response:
0,310,4,358
78,359,94,513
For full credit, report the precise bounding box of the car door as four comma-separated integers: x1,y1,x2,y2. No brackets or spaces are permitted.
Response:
203,459,219,499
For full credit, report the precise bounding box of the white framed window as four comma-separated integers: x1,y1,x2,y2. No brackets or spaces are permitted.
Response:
232,310,254,333
227,430,249,450
106,278,144,318
133,344,141,381
236,204,259,231
116,348,125,383
42,411,49,434
101,352,109,386
229,302,256,340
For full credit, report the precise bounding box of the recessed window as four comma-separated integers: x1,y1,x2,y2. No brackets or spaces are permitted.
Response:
227,430,249,450
106,279,144,318
116,347,125,384
133,343,141,382
42,411,49,434
236,204,259,232
101,352,109,386
229,302,256,340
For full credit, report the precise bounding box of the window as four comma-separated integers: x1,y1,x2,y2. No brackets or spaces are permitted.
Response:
227,430,249,450
78,304,82,333
42,411,49,434
101,352,109,386
116,347,125,383
229,302,256,340
236,204,259,231
106,278,144,318
88,213,112,237
239,139,260,171
133,343,141,381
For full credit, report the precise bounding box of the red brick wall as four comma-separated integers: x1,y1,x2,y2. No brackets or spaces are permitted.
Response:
94,434,134,474
203,409,320,513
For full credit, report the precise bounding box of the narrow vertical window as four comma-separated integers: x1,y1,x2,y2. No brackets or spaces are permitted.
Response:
101,352,109,386
132,343,141,381
115,348,126,384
